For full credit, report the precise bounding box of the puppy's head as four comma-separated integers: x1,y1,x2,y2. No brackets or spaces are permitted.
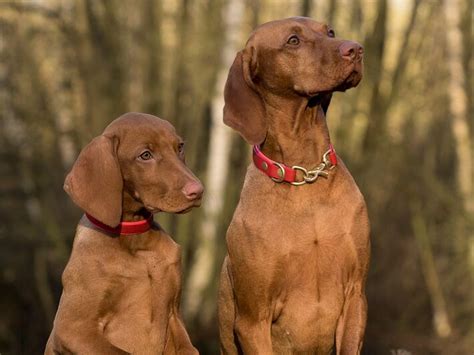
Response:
223,17,363,144
64,112,203,227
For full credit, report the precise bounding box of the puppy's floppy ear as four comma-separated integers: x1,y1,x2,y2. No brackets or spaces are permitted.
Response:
321,93,333,115
64,135,123,227
223,48,267,145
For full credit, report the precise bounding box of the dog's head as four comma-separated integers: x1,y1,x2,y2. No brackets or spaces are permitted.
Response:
224,17,363,144
64,112,203,227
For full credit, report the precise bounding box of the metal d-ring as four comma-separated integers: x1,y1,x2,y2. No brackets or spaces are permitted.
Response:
271,162,286,183
291,165,309,186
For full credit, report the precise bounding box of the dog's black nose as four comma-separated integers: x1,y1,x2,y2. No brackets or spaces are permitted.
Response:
339,41,363,62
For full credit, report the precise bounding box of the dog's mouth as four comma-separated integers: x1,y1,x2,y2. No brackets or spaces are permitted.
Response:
176,206,196,214
333,69,362,92
145,199,201,215
145,206,162,213
302,72,362,99
175,201,201,214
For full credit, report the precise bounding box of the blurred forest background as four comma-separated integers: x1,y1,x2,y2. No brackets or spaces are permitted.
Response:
0,0,472,354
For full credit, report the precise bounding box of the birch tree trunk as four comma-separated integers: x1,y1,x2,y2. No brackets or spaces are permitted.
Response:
444,0,474,279
184,0,245,320
444,0,473,214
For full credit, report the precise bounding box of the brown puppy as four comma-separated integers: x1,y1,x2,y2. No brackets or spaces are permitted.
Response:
45,113,202,354
218,18,370,354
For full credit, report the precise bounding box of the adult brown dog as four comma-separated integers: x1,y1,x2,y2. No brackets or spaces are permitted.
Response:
218,18,370,354
45,113,202,354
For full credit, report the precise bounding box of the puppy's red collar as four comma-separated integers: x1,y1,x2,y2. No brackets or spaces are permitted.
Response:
252,144,337,185
85,212,154,235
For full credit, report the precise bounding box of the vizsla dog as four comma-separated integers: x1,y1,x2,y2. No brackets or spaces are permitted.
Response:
45,113,202,354
218,18,370,354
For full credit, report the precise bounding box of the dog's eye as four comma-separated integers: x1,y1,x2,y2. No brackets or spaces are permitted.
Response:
287,35,300,45
328,29,335,38
139,151,153,160
178,142,185,154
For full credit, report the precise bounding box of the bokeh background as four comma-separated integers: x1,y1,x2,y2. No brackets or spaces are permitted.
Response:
0,0,472,353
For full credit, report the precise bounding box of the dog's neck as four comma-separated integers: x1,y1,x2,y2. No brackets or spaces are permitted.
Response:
261,94,332,168
121,190,151,222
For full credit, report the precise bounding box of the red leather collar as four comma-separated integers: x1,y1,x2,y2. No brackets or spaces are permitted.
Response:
85,212,154,236
253,144,338,185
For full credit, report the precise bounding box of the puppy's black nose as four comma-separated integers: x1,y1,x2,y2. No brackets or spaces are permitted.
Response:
182,181,204,201
339,41,363,62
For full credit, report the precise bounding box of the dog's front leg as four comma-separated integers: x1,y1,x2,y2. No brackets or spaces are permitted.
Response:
335,284,368,355
231,269,274,354
162,257,198,355
234,315,273,355
45,330,129,355
164,313,198,355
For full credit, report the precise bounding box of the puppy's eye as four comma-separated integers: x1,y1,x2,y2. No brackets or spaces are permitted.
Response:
178,142,185,154
287,35,300,45
328,29,335,38
139,151,153,161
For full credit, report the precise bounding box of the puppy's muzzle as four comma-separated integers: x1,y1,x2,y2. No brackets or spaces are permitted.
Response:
182,181,204,202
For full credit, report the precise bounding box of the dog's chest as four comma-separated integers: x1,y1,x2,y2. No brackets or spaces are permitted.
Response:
233,169,366,264
230,192,359,352
100,249,179,352
233,184,359,256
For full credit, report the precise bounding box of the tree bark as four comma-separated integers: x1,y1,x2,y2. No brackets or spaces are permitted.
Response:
300,0,312,17
444,0,473,214
143,0,163,115
327,0,337,26
411,205,452,338
361,0,388,153
184,0,245,321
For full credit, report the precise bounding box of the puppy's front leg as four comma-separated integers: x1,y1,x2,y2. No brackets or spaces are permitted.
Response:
45,330,129,355
164,313,199,355
163,258,198,355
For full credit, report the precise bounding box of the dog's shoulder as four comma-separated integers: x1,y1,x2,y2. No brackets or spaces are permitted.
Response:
150,228,182,263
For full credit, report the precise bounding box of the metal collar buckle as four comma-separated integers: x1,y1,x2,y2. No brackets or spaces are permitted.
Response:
252,144,337,185
290,149,336,186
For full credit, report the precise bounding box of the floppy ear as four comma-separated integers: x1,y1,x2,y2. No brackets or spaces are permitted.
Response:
223,49,267,145
64,135,123,227
321,93,333,115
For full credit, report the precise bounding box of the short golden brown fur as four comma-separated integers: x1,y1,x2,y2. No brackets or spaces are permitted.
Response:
218,18,370,354
45,113,202,354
